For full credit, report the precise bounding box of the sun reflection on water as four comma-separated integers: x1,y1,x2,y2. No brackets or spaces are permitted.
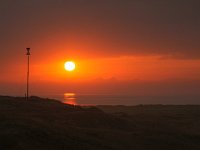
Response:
64,93,77,105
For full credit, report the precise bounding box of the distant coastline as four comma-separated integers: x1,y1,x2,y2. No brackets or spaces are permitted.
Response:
1,94,200,106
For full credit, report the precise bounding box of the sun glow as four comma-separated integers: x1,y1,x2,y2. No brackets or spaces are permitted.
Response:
64,93,77,105
64,61,76,71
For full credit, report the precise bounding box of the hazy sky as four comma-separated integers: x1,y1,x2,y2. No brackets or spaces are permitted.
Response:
1,0,200,103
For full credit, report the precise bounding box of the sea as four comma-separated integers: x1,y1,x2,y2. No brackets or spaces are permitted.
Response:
39,93,200,106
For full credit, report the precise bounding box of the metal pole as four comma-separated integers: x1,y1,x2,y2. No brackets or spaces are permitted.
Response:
26,48,30,100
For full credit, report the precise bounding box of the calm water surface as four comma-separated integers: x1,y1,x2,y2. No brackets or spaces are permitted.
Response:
42,93,200,105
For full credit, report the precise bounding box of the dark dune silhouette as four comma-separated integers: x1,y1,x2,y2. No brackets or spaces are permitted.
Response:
0,96,200,150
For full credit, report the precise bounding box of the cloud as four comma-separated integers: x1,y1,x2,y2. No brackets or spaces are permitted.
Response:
0,0,200,59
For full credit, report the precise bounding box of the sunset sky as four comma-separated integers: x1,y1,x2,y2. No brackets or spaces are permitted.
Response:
1,0,200,104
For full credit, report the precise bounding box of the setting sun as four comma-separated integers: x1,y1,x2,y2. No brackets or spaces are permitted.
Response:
64,61,76,71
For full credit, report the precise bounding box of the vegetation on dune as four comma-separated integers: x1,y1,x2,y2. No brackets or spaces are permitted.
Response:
0,96,200,150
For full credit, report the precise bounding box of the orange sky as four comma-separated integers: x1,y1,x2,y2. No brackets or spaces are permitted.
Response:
1,1,200,104
2,54,200,83
31,55,200,82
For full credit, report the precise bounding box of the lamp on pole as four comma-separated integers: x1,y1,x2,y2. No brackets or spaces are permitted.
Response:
26,48,30,100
